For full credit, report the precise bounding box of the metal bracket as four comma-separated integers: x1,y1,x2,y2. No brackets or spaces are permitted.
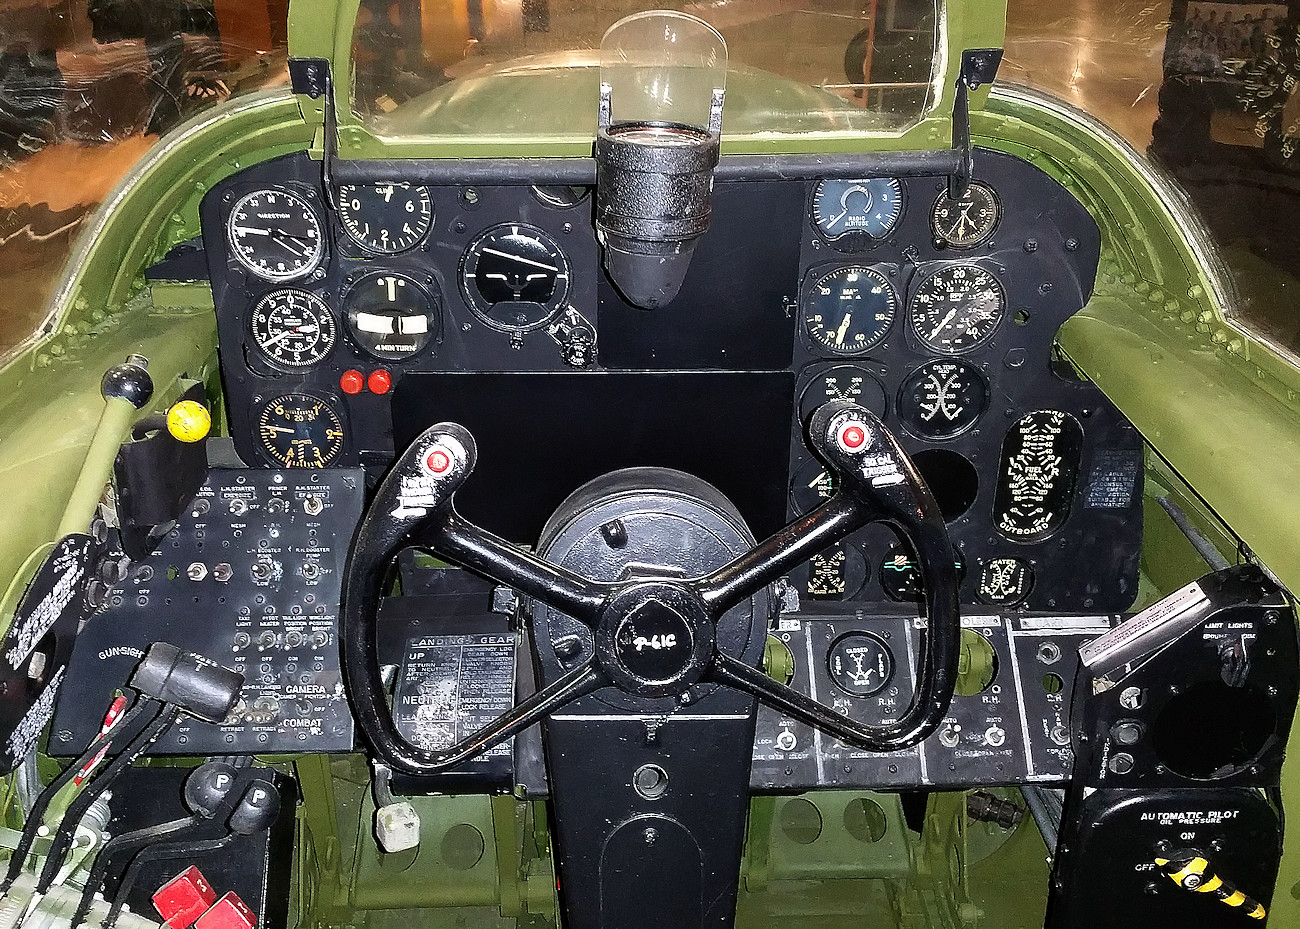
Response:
949,48,1004,199
288,57,338,198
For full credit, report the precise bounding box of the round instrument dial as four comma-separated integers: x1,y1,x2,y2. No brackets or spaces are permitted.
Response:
799,364,888,421
827,632,894,697
803,266,897,356
811,178,904,246
337,183,433,254
880,544,966,602
910,264,1005,354
898,359,988,440
343,272,440,361
249,290,336,369
977,557,1035,606
932,181,1000,248
806,543,869,601
256,393,345,468
227,189,325,282
460,224,570,331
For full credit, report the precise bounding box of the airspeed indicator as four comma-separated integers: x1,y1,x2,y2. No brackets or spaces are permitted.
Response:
802,266,897,356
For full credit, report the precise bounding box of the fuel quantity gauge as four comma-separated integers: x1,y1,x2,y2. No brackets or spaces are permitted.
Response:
803,266,897,356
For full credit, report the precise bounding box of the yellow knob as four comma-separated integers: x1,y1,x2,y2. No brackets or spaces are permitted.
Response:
167,400,211,443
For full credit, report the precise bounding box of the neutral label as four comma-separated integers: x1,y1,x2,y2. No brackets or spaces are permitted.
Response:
394,634,517,760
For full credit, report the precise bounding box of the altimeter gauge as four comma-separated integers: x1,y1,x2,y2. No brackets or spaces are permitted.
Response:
803,266,898,356
227,188,325,282
811,178,904,247
898,359,988,439
909,264,1005,354
249,290,336,368
256,393,345,468
932,181,1000,248
337,183,433,254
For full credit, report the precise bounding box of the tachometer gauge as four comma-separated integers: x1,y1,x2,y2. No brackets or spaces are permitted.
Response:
337,183,433,254
343,272,440,361
249,290,336,369
256,393,345,468
460,223,570,331
909,264,1005,354
932,181,1000,248
827,632,894,697
897,359,988,439
811,178,904,247
227,189,325,282
803,266,897,356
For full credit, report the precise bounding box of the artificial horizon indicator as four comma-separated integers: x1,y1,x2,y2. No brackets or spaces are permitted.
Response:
226,188,325,282
460,223,570,331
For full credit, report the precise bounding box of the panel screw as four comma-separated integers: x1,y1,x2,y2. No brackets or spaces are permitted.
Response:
644,828,657,845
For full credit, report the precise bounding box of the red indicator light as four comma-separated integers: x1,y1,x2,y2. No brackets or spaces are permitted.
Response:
339,370,364,395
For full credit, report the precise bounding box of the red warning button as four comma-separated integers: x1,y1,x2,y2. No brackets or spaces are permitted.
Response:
425,448,452,475
153,865,216,929
837,422,868,452
194,892,257,929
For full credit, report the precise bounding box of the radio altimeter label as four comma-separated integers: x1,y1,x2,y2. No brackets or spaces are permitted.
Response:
394,634,516,761
993,411,1082,542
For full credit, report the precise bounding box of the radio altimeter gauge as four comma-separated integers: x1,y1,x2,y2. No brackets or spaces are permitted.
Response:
460,223,570,331
803,266,898,356
337,183,433,254
909,264,1005,354
932,181,1000,248
343,272,440,361
811,178,904,248
227,188,325,282
898,359,988,439
249,290,336,369
257,393,345,468
827,632,894,697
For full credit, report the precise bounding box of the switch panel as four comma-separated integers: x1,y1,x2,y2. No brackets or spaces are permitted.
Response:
51,469,363,755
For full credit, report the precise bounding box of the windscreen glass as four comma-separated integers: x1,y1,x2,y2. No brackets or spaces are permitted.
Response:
351,0,941,142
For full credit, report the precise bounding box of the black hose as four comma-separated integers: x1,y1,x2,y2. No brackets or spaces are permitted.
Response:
103,832,237,929
69,815,201,928
36,704,178,893
2,697,159,892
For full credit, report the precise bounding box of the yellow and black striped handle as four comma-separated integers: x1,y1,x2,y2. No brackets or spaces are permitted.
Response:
1155,855,1266,920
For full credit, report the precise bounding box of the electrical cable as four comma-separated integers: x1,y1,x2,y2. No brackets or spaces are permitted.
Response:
36,704,178,894
1,697,158,892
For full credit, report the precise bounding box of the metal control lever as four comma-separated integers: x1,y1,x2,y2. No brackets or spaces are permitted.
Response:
1154,852,1267,921
342,400,960,775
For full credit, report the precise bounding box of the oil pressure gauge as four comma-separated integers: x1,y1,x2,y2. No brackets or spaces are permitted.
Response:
802,266,898,356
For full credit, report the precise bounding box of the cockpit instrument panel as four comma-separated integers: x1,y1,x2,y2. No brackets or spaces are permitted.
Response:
198,146,1140,613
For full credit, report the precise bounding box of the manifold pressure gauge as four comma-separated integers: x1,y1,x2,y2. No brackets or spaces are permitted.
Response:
257,393,345,468
803,266,898,356
227,188,325,282
932,181,1000,248
811,178,904,247
337,183,433,254
249,290,336,368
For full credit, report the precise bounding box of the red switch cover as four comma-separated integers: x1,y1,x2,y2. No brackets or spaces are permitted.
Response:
194,891,257,929
152,866,217,929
